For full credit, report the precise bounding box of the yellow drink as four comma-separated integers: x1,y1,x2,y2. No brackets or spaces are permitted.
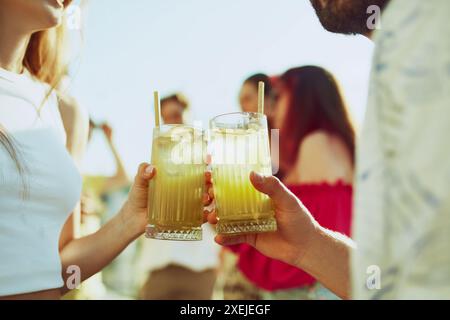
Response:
210,112,276,235
146,125,206,240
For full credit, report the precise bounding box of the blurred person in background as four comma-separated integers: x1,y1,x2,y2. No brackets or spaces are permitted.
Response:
80,120,138,299
239,73,276,130
0,0,157,299
81,120,131,233
159,93,189,125
222,66,355,299
84,121,130,198
137,93,220,300
239,73,280,174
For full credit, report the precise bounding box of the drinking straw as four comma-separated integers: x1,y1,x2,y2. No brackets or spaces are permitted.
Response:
154,91,161,127
258,81,264,114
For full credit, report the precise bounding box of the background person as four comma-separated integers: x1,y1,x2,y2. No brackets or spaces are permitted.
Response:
81,121,139,299
223,66,355,300
159,93,189,125
239,73,276,129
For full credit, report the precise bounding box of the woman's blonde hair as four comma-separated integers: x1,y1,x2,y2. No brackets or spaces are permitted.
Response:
24,0,73,88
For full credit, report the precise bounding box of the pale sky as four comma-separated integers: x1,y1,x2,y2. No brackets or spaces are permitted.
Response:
68,0,374,176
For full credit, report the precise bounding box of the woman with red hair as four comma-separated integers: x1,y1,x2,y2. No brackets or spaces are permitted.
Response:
225,66,355,299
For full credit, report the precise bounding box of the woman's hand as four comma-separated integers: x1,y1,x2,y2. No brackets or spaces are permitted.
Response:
202,171,215,222
119,163,155,238
206,171,320,267
120,165,214,238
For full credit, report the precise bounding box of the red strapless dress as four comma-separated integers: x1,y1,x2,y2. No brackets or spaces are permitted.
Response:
228,181,353,291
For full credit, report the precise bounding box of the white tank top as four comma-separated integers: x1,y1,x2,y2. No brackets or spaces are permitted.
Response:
0,67,82,296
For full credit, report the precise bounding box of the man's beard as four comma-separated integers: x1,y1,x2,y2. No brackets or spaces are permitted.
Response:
310,0,390,35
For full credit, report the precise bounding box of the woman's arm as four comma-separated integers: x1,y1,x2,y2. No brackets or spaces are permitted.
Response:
59,163,155,295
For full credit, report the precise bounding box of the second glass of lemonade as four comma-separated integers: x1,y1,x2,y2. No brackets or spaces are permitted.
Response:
146,125,206,240
210,112,277,235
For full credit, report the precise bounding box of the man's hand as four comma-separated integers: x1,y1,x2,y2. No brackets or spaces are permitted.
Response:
207,171,319,267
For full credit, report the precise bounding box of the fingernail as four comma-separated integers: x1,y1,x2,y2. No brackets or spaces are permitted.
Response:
251,171,264,184
145,165,154,176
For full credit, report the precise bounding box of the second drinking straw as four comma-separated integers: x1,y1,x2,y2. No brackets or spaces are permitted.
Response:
258,81,265,114
154,91,161,127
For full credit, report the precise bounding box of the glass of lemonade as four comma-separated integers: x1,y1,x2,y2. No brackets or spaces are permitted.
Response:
210,112,276,235
146,125,206,240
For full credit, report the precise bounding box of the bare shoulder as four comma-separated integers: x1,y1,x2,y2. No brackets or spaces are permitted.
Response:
57,93,90,164
58,94,88,125
300,131,331,152
297,131,337,172
292,130,353,184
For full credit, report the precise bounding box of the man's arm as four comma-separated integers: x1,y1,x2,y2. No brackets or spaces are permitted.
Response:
210,172,355,299
298,226,355,299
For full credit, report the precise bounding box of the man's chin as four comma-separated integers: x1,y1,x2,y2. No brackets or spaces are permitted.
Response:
310,0,390,36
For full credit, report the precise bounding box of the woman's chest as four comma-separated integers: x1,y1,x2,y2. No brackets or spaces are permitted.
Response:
0,128,82,220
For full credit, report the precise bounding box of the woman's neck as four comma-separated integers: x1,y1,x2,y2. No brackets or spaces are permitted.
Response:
0,17,31,73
